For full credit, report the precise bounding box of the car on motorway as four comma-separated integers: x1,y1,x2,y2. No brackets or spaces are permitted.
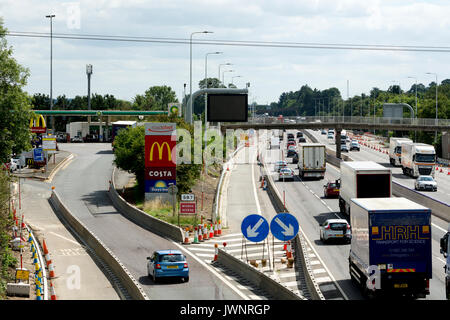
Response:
321,129,327,135
414,175,437,191
349,140,360,151
298,137,306,143
319,219,351,244
327,132,334,139
323,180,340,198
340,143,349,152
296,131,303,138
71,136,83,143
278,168,294,181
287,145,296,152
274,160,288,172
147,250,189,283
287,149,297,158
287,140,296,148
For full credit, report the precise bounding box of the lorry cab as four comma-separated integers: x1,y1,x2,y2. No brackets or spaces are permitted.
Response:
441,231,450,299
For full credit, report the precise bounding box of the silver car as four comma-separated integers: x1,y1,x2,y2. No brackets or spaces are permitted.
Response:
415,175,437,191
274,160,287,172
278,168,294,181
319,219,351,243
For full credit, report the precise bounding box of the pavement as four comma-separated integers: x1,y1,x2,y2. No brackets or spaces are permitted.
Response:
14,147,120,300
12,150,72,181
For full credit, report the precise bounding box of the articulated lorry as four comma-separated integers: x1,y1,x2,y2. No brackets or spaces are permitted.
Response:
339,161,391,216
440,229,450,299
270,136,280,149
349,197,432,298
389,137,413,166
401,142,436,178
297,143,326,179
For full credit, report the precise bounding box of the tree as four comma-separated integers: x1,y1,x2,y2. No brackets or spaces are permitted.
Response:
144,85,178,111
0,20,33,162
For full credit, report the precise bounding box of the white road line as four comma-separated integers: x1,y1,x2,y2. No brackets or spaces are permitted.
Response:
251,149,262,215
278,272,298,278
172,241,250,300
49,231,82,246
432,223,448,233
315,276,332,283
312,268,327,274
283,281,299,287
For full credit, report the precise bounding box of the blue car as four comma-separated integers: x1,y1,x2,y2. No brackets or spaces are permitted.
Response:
147,250,189,283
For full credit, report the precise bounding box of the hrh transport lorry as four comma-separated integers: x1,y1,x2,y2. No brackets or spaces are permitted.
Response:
401,142,436,178
297,143,326,179
389,137,413,167
349,197,432,298
339,161,391,216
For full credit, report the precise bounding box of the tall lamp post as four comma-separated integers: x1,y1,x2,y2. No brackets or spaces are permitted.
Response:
189,30,213,124
407,76,418,141
231,75,242,86
222,70,234,87
425,72,438,142
86,64,93,134
46,14,55,131
218,63,232,86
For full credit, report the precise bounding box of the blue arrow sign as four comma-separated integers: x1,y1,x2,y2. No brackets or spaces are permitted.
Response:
270,213,299,241
241,214,269,243
33,148,44,162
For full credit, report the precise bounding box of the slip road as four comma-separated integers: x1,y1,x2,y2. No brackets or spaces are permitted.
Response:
179,304,271,317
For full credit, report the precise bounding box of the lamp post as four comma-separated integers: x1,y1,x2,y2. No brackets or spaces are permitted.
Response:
231,75,242,86
189,30,213,124
218,63,232,86
86,64,93,134
408,76,418,141
425,72,438,142
222,70,234,87
204,51,222,128
46,14,55,131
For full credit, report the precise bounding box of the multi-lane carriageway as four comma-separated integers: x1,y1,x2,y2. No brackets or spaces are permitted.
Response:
259,129,448,300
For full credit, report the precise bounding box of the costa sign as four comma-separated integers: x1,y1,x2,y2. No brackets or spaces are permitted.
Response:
145,123,176,194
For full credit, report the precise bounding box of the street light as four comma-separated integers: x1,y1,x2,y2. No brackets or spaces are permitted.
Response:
222,70,234,87
407,76,418,141
231,75,242,85
218,63,232,85
425,72,438,142
188,30,213,124
86,64,93,136
46,14,55,131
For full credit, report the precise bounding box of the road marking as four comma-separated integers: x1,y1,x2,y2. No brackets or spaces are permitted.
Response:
172,240,250,300
49,231,82,246
315,276,332,283
432,223,448,233
312,268,326,274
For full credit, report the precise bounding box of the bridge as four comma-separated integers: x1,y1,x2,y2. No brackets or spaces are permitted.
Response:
221,116,450,158
33,110,166,116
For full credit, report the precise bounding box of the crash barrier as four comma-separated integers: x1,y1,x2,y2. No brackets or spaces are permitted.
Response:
259,153,325,300
109,167,184,243
27,225,48,300
305,129,450,222
217,248,305,300
49,191,148,300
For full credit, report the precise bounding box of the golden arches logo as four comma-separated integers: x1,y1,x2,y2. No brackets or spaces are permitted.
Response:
30,114,46,128
149,142,172,161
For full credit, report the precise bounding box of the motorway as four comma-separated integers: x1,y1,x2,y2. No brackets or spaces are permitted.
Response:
309,129,450,205
51,143,249,300
259,129,448,300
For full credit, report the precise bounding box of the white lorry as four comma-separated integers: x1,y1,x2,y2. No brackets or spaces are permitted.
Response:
401,142,436,178
338,161,392,216
389,137,413,166
270,136,280,149
297,143,326,179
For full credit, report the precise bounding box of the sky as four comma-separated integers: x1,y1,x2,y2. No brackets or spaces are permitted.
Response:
1,0,450,106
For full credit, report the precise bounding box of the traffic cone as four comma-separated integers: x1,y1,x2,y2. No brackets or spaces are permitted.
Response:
193,227,199,244
217,220,222,236
212,243,219,262
198,225,203,242
209,224,214,239
286,241,292,259
48,261,55,278
203,224,209,240
283,241,287,251
50,281,57,300
213,222,218,237
183,228,190,245
447,171,450,175
43,239,52,267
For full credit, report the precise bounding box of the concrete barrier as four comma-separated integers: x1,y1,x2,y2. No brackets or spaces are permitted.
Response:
49,191,148,300
108,167,184,243
217,248,305,300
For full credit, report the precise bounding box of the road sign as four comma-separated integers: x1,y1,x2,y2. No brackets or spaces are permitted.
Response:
33,148,44,162
241,214,269,243
181,194,195,201
180,202,196,214
270,213,299,241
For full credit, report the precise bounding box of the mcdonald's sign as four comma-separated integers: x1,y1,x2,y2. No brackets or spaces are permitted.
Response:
30,114,47,133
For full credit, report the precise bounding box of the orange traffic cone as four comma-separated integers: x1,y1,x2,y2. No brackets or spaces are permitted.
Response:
203,224,209,240
183,228,190,245
50,281,57,300
198,225,203,242
43,239,52,267
286,241,292,259
209,224,214,239
212,243,219,262
48,261,55,278
217,220,222,236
